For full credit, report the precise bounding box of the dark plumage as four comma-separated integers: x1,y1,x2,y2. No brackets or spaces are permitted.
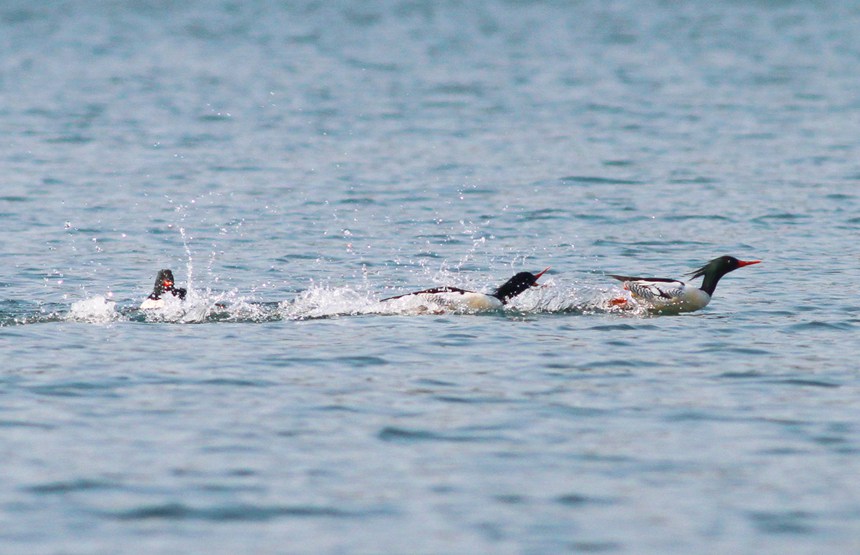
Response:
685,255,760,297
148,269,186,301
382,268,549,306
492,271,547,303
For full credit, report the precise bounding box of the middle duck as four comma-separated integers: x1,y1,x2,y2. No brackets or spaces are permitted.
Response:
381,268,549,312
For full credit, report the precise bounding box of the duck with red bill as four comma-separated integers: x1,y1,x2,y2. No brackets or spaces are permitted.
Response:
140,269,187,309
608,256,760,314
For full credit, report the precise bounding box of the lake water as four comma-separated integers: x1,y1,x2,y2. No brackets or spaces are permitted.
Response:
2,1,860,553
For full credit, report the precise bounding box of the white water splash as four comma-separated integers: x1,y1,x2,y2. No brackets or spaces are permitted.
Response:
275,280,639,319
61,283,654,325
67,296,119,324
494,281,654,317
578,285,654,317
279,285,378,320
139,288,223,323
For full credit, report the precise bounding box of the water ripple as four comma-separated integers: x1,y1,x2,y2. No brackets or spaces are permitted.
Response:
748,510,816,535
27,479,117,494
763,378,840,389
559,175,642,186
378,426,501,443
788,321,854,332
107,502,378,522
554,493,619,507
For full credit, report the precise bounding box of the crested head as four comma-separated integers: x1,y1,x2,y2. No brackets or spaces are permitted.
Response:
493,268,549,303
689,256,736,279
688,256,760,296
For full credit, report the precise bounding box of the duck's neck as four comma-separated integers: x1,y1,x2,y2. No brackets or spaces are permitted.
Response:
699,272,723,297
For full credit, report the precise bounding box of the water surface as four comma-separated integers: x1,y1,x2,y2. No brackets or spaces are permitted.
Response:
2,1,860,553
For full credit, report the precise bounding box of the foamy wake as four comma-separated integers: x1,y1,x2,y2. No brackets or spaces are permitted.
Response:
59,283,650,325
278,282,651,319
137,289,280,323
278,285,378,320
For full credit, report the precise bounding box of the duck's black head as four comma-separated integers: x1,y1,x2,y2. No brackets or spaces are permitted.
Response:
492,268,549,303
688,256,760,296
150,269,183,300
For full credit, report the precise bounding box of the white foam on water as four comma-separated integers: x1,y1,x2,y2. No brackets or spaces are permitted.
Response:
279,285,379,320
61,283,658,325
139,288,235,323
67,296,120,324
579,286,657,317
274,278,645,319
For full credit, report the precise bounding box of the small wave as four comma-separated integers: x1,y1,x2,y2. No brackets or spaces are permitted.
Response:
589,323,641,331
29,381,122,398
752,213,810,223
0,300,67,326
748,510,816,535
28,479,117,494
198,378,276,387
664,214,733,222
559,175,642,185
764,378,840,389
378,426,501,443
108,502,370,522
718,371,764,379
787,320,854,332
0,419,54,430
699,345,771,355
555,493,618,507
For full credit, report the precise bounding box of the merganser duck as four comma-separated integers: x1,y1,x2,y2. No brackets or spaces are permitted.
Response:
381,268,550,312
608,255,760,314
140,269,187,309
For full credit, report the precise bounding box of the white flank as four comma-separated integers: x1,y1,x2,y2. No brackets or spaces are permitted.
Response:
623,280,711,314
139,297,165,310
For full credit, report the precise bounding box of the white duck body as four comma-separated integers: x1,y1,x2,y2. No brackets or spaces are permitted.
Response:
384,286,504,313
380,269,549,314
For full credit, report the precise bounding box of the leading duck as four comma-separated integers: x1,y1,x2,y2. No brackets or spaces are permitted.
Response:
608,255,760,314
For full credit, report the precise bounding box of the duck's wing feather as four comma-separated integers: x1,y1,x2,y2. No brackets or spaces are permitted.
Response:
609,275,679,283
609,275,686,300
381,286,475,302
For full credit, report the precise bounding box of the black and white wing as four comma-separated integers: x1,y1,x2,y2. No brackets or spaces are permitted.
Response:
609,275,686,301
626,280,687,301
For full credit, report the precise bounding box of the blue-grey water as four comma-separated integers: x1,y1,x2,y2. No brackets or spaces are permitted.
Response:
3,1,860,553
